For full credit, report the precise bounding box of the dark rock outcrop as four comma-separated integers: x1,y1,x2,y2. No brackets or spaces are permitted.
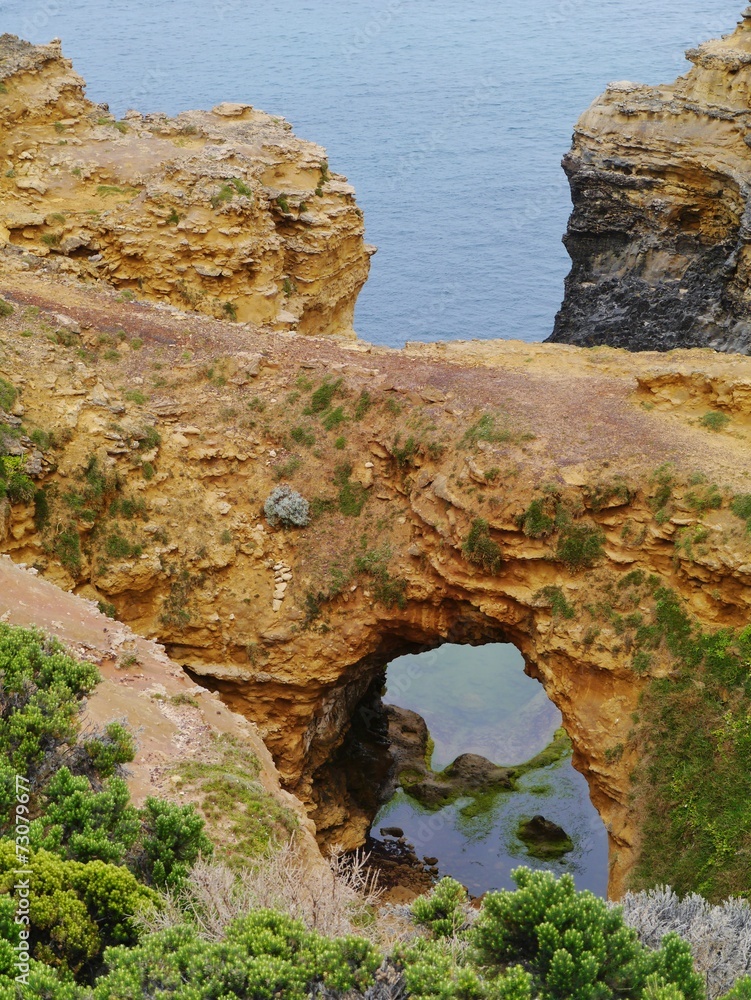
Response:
549,9,751,354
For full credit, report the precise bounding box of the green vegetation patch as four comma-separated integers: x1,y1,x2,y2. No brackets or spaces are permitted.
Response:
731,494,751,533
630,588,751,901
535,585,576,619
555,515,605,570
463,517,502,573
171,735,296,866
517,497,555,538
649,462,675,524
305,377,342,414
700,410,731,432
334,462,368,517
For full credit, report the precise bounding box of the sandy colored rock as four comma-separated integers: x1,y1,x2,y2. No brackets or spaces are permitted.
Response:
0,33,372,338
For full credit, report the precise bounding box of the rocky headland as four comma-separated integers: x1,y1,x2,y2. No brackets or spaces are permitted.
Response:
1,33,751,907
550,7,751,353
0,34,372,335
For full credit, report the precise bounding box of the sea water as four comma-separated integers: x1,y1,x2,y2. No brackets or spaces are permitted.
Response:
2,0,738,346
374,643,609,896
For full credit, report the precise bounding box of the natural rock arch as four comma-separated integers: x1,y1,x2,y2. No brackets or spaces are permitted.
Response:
1,276,751,900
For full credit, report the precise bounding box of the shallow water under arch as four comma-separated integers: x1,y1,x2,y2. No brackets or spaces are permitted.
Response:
369,643,609,896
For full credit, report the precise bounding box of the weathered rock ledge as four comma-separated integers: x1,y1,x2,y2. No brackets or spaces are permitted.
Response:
0,35,373,335
1,268,751,898
549,7,751,353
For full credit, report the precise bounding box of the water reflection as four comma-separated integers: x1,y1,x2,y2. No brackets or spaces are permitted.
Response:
370,643,608,895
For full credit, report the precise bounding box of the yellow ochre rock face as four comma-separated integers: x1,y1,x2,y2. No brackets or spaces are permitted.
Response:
2,270,751,898
0,34,374,336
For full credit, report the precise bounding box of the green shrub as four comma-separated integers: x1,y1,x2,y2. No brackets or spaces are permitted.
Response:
323,405,346,430
29,768,140,865
517,498,555,538
54,526,82,574
0,301,13,320
4,471,35,503
471,868,703,1000
412,877,468,938
725,979,751,999
354,544,407,609
392,434,419,468
461,413,511,448
34,487,50,529
584,479,633,512
536,585,576,619
649,464,674,524
139,798,213,890
306,378,342,414
463,518,502,573
685,482,722,514
0,379,16,412
354,390,372,420
731,494,751,533
556,518,605,570
334,463,368,517
105,533,143,559
0,841,157,976
0,624,99,803
137,426,161,451
91,911,380,1000
699,411,730,432
619,569,646,590
290,425,315,447
29,428,54,450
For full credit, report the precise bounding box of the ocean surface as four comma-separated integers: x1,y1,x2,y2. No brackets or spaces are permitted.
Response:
373,644,609,896
2,0,738,346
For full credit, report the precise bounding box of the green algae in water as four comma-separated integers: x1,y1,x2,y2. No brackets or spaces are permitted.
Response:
373,644,608,895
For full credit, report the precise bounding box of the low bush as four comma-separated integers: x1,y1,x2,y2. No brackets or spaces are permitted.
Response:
91,911,380,1000
555,517,605,570
518,497,555,538
463,518,502,573
263,485,310,527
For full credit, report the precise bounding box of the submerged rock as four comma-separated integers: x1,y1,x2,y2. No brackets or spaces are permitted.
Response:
517,815,574,860
443,753,514,791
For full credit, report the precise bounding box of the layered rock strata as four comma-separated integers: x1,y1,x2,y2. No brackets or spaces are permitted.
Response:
2,269,751,897
550,7,751,353
0,35,373,335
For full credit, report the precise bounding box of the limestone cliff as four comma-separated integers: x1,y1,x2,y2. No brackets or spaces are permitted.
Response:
2,265,751,898
550,7,751,353
0,35,373,336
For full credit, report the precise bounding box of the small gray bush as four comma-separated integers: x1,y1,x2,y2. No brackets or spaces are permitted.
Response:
617,886,751,999
264,484,310,527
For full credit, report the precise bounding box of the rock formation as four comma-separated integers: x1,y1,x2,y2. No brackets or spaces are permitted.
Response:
0,35,373,336
2,36,751,903
1,265,751,898
549,7,751,353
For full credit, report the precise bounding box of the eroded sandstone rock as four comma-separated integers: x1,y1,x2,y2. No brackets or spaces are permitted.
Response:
0,34,373,337
2,274,751,895
550,8,751,353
